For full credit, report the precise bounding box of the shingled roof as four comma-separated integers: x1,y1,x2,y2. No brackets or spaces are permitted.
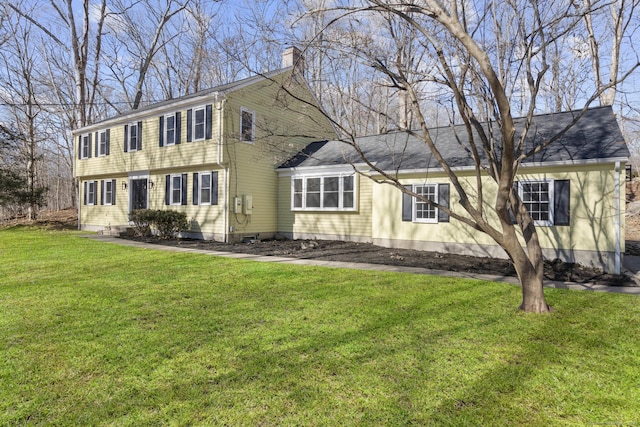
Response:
278,106,629,171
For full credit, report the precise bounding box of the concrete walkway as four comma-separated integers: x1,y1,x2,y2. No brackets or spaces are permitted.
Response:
82,234,640,295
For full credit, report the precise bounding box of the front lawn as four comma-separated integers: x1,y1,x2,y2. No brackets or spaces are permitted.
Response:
1,227,639,425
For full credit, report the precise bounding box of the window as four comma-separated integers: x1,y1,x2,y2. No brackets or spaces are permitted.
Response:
240,107,255,142
186,105,211,142
172,175,182,205
165,173,187,205
165,114,176,145
102,179,116,205
414,184,438,223
97,130,109,156
84,180,97,205
401,183,450,223
291,175,357,211
79,134,91,159
518,180,554,226
159,112,181,147
125,122,142,152
192,171,219,205
194,107,205,140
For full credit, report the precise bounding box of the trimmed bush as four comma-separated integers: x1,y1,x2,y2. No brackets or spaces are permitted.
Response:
128,209,188,239
129,209,155,237
153,210,189,239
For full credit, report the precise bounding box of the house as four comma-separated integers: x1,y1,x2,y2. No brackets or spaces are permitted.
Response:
74,47,336,242
275,106,629,273
74,50,629,274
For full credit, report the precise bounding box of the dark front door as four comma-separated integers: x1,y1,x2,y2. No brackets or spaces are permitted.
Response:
131,178,148,210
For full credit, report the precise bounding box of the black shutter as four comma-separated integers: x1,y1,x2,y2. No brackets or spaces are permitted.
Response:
106,129,110,155
438,183,450,223
94,132,99,157
137,121,143,150
193,173,199,205
205,104,213,140
165,175,170,205
100,180,104,205
159,116,164,147
77,135,82,159
124,125,129,152
83,181,87,205
175,112,182,144
186,109,192,142
87,133,92,158
402,185,413,222
554,179,570,226
112,179,116,205
212,171,218,205
181,173,188,205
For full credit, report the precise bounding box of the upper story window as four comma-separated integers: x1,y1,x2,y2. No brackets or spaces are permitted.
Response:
79,134,91,159
97,129,110,156
124,121,142,152
159,112,181,147
194,107,206,141
186,105,212,142
240,107,255,143
291,174,356,211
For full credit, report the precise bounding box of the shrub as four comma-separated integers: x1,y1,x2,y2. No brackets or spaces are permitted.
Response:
128,209,156,237
152,210,189,239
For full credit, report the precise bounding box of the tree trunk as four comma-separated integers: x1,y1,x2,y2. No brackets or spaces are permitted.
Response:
517,265,550,312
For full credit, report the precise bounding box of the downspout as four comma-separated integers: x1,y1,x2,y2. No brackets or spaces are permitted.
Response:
614,161,621,274
218,96,228,242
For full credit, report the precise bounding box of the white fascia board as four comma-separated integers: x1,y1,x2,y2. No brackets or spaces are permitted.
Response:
368,157,629,177
74,92,222,135
276,163,369,177
73,68,294,135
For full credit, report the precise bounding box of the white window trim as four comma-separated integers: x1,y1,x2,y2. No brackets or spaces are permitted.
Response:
97,130,107,157
199,172,212,205
412,183,438,224
518,179,555,226
291,174,357,212
170,174,183,206
87,181,97,206
103,180,114,206
240,107,255,143
164,113,176,146
192,106,206,141
80,134,90,159
128,122,140,152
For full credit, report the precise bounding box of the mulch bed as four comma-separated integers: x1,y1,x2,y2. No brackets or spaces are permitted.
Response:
123,236,636,287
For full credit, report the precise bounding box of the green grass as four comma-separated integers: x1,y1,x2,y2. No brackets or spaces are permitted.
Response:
1,227,639,426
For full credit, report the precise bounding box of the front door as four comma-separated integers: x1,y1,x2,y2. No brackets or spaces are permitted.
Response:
131,178,148,210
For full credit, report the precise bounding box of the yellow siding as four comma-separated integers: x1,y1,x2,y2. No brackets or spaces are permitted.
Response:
371,163,622,254
75,105,221,178
276,175,373,240
223,71,336,240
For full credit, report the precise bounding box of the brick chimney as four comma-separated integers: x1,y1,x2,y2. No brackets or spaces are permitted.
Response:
282,46,305,74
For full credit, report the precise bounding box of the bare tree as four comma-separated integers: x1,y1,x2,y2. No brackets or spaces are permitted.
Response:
583,0,640,106
283,0,639,312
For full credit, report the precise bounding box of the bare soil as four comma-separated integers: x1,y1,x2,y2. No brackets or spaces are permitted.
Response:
130,236,633,286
